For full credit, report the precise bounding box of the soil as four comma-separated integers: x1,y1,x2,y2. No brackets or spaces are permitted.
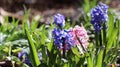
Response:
0,0,83,24
0,0,120,24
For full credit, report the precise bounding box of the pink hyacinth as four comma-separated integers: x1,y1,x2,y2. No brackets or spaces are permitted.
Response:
70,25,89,48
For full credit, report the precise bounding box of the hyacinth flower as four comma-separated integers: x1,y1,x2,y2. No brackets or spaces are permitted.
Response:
69,25,89,54
38,52,42,61
90,2,108,32
52,28,73,50
53,13,65,28
88,3,110,66
52,27,75,58
18,51,31,66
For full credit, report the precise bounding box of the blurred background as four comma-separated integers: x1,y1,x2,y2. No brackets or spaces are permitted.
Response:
0,0,120,24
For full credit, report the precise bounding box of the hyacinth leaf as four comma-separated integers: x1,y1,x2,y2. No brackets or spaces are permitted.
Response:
107,13,114,39
90,0,97,8
22,64,29,67
117,19,120,45
47,40,53,52
32,32,40,48
39,25,46,45
25,26,40,67
106,28,118,52
0,45,4,51
41,30,46,45
119,20,120,44
22,10,30,33
75,55,80,64
87,53,93,67
83,0,90,14
41,45,47,62
76,55,86,67
96,48,104,67
12,48,22,53
30,19,39,31
104,14,119,63
112,19,119,47
71,47,80,58
103,12,118,63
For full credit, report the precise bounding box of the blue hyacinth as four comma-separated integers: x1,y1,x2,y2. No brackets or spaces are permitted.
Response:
91,2,108,32
53,13,65,28
18,51,31,66
52,28,73,49
52,28,64,48
64,30,74,49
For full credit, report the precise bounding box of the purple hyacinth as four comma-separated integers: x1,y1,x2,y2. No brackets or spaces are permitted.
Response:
18,51,31,66
91,2,108,32
52,28,73,50
53,13,65,28
64,30,74,49
38,52,42,60
52,28,64,48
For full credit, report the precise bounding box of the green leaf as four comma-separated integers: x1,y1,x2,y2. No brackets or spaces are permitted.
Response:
41,45,47,63
25,27,40,67
96,48,104,67
76,56,85,67
83,0,90,14
87,53,93,67
106,29,118,52
71,47,80,58
22,63,30,67
107,13,114,39
0,45,4,51
39,25,46,45
12,48,22,53
30,19,39,31
47,41,53,52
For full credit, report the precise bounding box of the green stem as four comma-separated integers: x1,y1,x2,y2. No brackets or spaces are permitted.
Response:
8,44,11,57
99,31,102,46
62,38,66,58
95,31,99,47
12,61,15,67
95,31,99,63
103,23,107,44
118,19,120,45
102,22,107,63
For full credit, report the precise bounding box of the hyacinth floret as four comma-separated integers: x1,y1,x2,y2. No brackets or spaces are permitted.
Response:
53,13,65,28
69,25,89,48
52,28,73,50
91,2,108,32
18,51,31,65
